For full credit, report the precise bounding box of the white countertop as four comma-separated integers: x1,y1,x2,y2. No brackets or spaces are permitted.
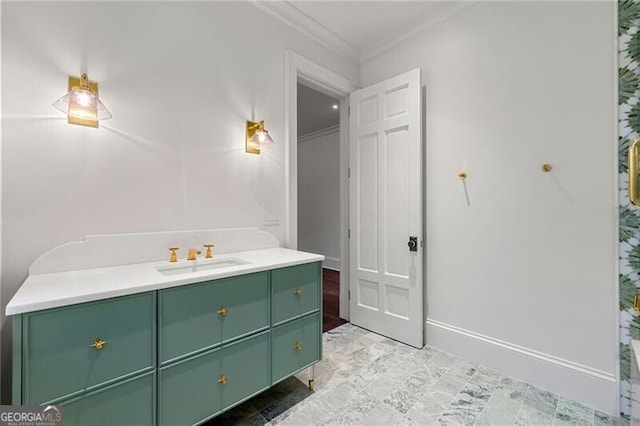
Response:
6,247,324,316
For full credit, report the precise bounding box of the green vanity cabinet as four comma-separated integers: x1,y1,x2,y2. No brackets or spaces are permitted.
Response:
270,262,322,385
12,259,322,426
272,313,321,384
159,272,269,364
19,292,155,405
158,331,270,426
272,262,321,325
59,373,155,426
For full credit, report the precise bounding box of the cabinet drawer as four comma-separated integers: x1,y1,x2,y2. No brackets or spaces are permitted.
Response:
24,293,155,404
272,262,320,325
60,372,154,426
272,313,321,384
159,331,270,426
159,272,269,364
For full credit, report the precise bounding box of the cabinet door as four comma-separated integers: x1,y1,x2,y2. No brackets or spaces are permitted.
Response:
60,373,154,426
272,314,321,384
24,293,155,404
159,331,270,426
271,263,321,325
159,272,269,364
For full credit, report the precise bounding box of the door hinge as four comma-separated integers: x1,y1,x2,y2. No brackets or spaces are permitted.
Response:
348,106,351,116
349,290,351,300
421,239,424,248
348,229,351,238
348,167,351,178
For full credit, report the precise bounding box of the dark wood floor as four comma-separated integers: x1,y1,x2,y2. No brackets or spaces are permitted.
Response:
322,268,347,332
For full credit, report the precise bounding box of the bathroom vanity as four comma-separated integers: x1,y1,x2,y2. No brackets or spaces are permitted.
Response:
7,228,323,426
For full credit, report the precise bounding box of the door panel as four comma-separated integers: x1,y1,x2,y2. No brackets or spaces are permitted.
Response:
357,133,379,272
349,68,423,348
385,126,410,278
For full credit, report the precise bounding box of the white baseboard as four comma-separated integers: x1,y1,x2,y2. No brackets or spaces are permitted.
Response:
322,257,341,271
426,318,618,415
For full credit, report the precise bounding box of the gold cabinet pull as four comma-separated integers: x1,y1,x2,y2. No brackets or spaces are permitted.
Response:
91,338,107,350
217,374,228,385
217,307,228,317
294,342,302,352
294,288,302,296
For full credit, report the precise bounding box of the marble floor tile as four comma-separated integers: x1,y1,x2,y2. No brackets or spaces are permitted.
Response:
595,410,630,426
203,323,624,426
474,393,522,425
555,397,595,426
405,391,453,424
438,407,480,425
521,385,559,417
360,401,413,425
494,376,530,402
516,403,556,425
383,388,419,414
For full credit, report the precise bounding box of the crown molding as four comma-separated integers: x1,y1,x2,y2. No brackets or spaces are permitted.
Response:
360,1,479,64
298,124,340,143
252,0,360,64
253,0,477,65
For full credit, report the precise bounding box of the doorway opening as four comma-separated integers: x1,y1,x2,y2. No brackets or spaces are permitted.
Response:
296,83,346,332
284,51,359,328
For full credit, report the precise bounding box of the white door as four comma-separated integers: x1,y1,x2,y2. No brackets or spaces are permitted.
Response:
349,68,423,348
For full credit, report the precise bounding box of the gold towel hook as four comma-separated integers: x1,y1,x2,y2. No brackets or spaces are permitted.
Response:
458,172,467,180
541,164,552,172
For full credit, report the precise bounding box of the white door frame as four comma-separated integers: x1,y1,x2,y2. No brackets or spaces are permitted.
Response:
284,50,359,319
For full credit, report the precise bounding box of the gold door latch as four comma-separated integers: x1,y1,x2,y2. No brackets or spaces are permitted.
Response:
294,288,302,296
91,338,107,350
217,307,228,317
217,374,228,385
294,342,302,352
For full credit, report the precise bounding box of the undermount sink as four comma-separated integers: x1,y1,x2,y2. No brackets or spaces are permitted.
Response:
156,258,249,276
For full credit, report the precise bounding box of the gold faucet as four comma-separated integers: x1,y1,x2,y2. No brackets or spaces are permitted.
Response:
187,248,201,261
204,244,215,258
169,247,179,263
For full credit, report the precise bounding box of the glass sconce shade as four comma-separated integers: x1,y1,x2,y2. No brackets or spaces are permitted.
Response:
247,129,274,146
53,88,112,121
52,73,112,127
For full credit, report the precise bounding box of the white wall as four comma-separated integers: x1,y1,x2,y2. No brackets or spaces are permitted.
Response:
361,1,617,413
0,1,358,401
297,127,341,270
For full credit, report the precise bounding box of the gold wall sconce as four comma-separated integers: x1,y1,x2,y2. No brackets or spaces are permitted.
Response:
630,138,640,207
53,73,112,128
246,120,274,154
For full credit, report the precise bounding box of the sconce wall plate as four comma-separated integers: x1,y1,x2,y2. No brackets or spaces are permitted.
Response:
246,120,274,154
246,120,263,154
630,138,640,207
67,75,99,128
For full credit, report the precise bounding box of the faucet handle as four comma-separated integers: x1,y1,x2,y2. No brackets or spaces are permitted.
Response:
204,244,215,258
169,247,179,263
